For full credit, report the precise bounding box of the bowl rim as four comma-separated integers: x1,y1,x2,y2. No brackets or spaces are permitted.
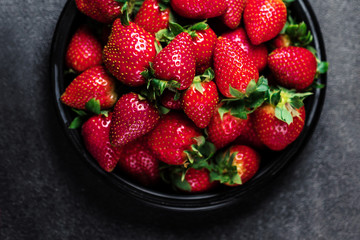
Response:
50,0,327,211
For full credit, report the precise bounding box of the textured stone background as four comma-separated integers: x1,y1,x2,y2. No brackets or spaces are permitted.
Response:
0,0,359,239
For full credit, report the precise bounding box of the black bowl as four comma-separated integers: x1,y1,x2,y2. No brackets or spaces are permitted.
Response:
50,0,327,211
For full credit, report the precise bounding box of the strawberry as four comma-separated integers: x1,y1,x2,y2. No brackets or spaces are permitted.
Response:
272,20,315,49
172,168,217,193
118,136,160,185
220,0,247,29
243,0,287,45
222,27,268,72
65,26,103,72
210,145,260,185
213,37,259,98
181,70,219,128
147,112,202,165
156,22,217,75
153,32,196,90
207,103,249,149
60,65,117,110
103,19,156,87
134,0,170,34
272,34,291,48
253,103,306,151
75,0,123,24
82,113,123,172
252,86,312,151
268,46,317,91
170,0,227,19
234,112,265,149
161,90,182,110
191,27,217,74
109,92,160,147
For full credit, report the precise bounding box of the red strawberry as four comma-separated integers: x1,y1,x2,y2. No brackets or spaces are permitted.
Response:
253,104,306,151
234,113,265,149
222,27,268,71
118,136,160,185
211,145,260,185
220,0,247,29
60,65,117,110
75,0,122,24
207,103,249,149
153,32,196,90
103,19,156,87
65,26,103,72
172,168,217,193
272,34,291,48
181,79,219,129
109,92,160,147
82,113,122,172
213,37,259,98
191,27,217,74
170,0,227,19
268,46,317,91
147,112,202,165
134,0,170,34
244,0,287,45
161,90,182,110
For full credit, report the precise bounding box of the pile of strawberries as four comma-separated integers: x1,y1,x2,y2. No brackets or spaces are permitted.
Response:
60,0,328,193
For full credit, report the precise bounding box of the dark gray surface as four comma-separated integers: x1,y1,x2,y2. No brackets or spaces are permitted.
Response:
0,0,359,239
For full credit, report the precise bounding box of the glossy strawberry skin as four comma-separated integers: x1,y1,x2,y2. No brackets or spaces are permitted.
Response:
213,37,259,98
60,65,117,110
110,92,160,147
192,27,217,74
225,145,260,185
222,27,268,71
244,0,287,45
234,113,265,149
134,0,170,34
181,81,219,128
207,104,249,149
119,136,160,186
103,20,156,87
161,90,182,110
268,46,318,91
170,0,227,19
253,104,306,151
65,26,103,72
75,0,122,24
272,34,291,48
153,32,196,90
181,168,217,192
82,113,122,172
220,0,247,29
147,112,202,165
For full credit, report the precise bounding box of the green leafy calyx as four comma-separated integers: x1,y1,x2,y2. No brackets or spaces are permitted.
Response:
209,150,242,185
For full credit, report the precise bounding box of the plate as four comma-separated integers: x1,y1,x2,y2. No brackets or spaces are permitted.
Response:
50,0,327,211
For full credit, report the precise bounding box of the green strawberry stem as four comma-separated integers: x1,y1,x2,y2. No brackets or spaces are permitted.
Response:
220,76,270,120
209,150,242,185
192,68,215,94
267,87,312,124
184,136,216,168
120,8,130,26
155,21,209,44
68,116,83,129
282,0,295,6
119,0,139,25
68,98,109,129
279,14,313,48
